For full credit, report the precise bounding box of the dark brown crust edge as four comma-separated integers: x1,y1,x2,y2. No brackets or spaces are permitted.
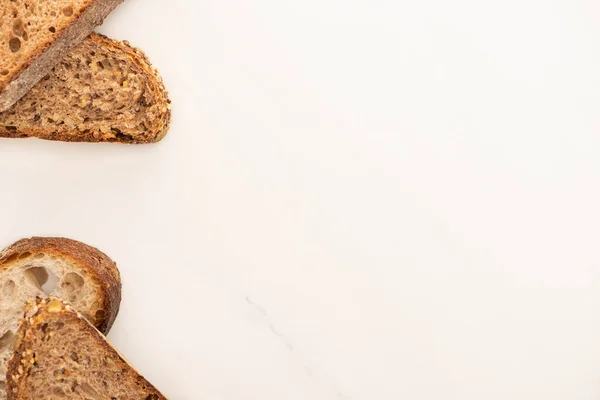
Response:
0,237,122,333
0,33,172,144
6,298,167,400
0,0,124,112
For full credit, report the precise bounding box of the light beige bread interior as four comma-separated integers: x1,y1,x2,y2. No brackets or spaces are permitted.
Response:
0,33,171,143
7,297,167,400
0,238,121,400
0,0,124,111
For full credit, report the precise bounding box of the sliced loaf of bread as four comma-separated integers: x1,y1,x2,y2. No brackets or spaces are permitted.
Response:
7,297,167,400
0,0,124,112
0,33,171,143
0,237,122,400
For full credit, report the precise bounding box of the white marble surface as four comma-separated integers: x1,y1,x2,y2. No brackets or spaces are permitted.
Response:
3,0,600,398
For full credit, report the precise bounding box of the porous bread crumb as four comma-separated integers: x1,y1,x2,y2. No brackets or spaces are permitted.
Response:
0,0,92,86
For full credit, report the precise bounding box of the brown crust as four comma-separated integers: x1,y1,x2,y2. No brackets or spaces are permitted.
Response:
0,34,172,144
0,237,121,333
6,298,167,400
0,0,125,112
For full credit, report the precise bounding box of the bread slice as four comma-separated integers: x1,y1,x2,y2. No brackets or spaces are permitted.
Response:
0,33,171,143
0,0,124,112
0,238,121,399
7,297,167,400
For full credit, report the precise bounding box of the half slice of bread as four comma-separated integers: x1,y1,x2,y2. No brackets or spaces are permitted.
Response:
0,238,121,400
7,297,167,400
0,0,124,112
0,33,171,143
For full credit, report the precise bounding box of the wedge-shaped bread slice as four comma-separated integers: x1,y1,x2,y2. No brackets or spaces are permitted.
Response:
0,33,171,143
7,297,167,400
0,238,121,399
0,0,124,112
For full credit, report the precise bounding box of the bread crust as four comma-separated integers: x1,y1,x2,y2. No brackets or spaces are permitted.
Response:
6,298,167,400
0,237,121,333
0,34,172,144
0,0,124,112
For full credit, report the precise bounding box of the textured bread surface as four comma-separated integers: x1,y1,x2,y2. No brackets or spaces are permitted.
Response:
7,298,167,400
0,33,171,143
0,0,123,111
0,238,121,400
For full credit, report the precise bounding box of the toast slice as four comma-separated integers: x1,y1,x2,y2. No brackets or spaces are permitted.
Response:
0,0,124,112
7,297,167,400
0,238,121,399
0,33,171,143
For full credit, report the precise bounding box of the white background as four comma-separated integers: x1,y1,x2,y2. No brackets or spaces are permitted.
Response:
1,0,600,398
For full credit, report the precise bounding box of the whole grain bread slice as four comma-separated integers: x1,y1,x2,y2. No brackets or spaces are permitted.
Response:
0,0,124,112
7,297,167,400
0,237,121,400
0,33,171,143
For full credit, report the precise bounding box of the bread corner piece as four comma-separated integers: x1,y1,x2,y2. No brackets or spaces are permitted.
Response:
7,297,167,400
0,0,124,112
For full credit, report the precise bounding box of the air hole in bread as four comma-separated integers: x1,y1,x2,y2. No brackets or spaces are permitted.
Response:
95,309,105,322
9,37,21,53
4,253,18,263
0,330,14,352
49,26,56,33
0,70,8,76
12,19,24,37
62,6,73,16
25,267,59,295
18,251,31,259
1,280,16,300
61,272,85,302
